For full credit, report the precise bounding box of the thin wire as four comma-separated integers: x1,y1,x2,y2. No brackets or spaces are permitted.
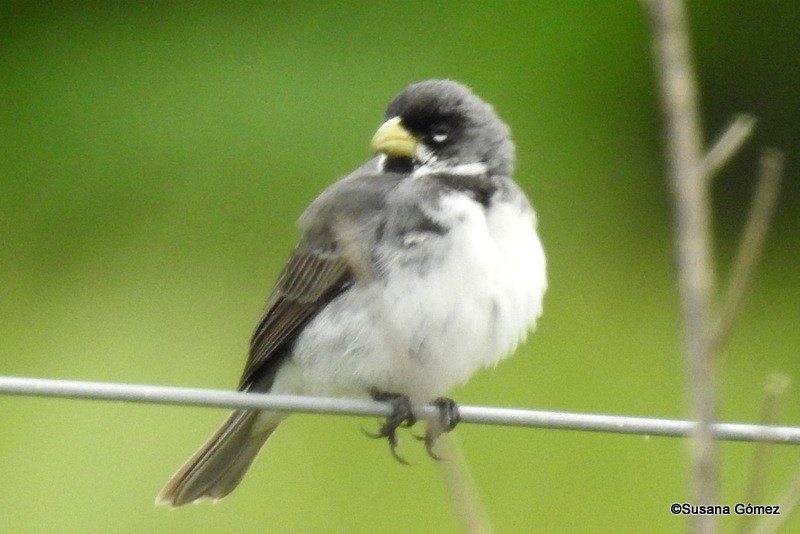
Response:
1,375,800,444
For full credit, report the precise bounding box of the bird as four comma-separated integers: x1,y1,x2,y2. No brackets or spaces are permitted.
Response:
156,79,547,507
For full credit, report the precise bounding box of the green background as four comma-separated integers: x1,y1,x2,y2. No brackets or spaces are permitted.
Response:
1,2,798,532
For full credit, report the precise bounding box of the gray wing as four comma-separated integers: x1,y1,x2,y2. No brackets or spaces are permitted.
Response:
239,243,352,389
238,171,403,390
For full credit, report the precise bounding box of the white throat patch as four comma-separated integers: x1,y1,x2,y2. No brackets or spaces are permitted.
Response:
411,145,488,178
412,161,488,178
376,147,488,178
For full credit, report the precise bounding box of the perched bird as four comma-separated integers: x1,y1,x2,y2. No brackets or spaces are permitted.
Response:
156,79,547,507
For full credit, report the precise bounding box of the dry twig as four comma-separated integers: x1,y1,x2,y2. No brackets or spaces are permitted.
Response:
713,149,784,352
436,434,493,534
647,1,785,529
752,463,800,534
646,3,719,532
703,114,757,182
739,375,791,534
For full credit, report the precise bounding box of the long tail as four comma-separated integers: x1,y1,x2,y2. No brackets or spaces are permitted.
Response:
156,410,280,507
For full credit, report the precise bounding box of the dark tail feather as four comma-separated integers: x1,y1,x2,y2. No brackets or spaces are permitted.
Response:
156,410,279,507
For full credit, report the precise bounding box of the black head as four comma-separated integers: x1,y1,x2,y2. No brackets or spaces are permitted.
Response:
373,80,515,177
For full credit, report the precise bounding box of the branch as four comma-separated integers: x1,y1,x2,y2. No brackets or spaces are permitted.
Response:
713,149,784,352
752,462,800,534
738,375,791,534
702,114,757,182
436,434,493,534
647,1,719,528
2,376,800,444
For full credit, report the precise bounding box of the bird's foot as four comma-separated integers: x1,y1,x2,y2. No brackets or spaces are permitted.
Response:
419,397,461,460
364,389,417,464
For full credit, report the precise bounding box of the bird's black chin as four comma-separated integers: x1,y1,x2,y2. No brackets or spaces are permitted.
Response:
383,156,415,175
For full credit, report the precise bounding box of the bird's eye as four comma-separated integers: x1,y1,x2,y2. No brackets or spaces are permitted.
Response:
430,123,450,144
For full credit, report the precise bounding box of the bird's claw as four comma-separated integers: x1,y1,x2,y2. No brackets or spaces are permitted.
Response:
366,392,461,463
367,389,416,464
423,397,461,460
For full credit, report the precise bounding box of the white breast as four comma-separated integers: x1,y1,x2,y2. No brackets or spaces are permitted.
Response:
283,190,547,403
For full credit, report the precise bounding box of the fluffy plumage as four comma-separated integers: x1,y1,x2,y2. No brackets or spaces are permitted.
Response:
157,79,546,507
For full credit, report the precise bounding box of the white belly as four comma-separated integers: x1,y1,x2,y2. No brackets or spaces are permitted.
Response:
280,192,547,402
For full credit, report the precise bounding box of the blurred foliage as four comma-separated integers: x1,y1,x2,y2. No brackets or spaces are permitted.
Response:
1,2,798,532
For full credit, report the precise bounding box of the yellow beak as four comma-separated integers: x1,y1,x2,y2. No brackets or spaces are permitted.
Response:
370,116,419,158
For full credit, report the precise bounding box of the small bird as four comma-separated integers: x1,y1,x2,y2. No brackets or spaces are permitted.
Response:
156,79,547,507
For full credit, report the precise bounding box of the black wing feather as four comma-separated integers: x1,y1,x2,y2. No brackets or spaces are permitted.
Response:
238,171,402,391
239,248,352,389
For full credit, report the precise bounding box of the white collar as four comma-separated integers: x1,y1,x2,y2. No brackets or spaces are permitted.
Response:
376,152,488,178
412,161,488,178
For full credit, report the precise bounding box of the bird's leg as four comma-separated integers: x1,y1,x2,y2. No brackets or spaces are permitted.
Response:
364,389,417,464
422,397,461,460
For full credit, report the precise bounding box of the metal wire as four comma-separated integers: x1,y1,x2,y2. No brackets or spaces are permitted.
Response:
1,375,799,444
